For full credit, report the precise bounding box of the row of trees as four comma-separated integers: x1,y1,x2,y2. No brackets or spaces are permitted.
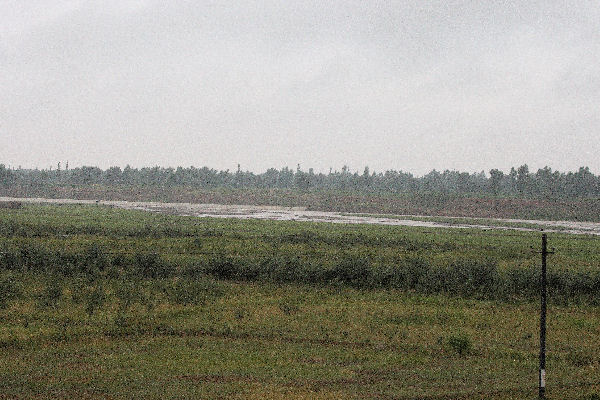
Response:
1,163,599,198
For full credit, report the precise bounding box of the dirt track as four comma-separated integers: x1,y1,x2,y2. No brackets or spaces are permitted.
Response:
2,196,600,236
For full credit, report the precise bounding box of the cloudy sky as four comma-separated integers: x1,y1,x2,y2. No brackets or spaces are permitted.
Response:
1,1,598,175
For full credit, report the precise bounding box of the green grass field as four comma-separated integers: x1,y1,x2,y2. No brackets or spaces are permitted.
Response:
0,205,599,399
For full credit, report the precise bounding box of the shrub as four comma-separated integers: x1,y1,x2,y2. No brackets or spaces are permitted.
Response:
69,277,87,304
80,243,111,275
114,279,140,310
85,285,106,315
322,254,374,288
502,267,539,300
17,242,55,273
133,252,174,279
387,255,429,290
566,349,595,367
260,255,303,283
0,248,18,271
444,259,498,298
139,286,157,312
181,261,207,278
37,278,63,308
446,333,472,356
549,270,600,304
205,254,242,280
279,298,301,315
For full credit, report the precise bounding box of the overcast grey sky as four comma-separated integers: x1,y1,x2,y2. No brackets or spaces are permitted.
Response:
1,1,599,175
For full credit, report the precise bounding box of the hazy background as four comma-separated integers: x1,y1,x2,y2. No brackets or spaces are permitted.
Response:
1,1,598,175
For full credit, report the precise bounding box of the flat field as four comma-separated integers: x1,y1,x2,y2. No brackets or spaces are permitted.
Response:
0,205,599,399
3,184,600,221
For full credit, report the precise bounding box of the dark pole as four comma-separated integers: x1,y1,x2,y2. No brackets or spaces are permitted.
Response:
539,233,548,399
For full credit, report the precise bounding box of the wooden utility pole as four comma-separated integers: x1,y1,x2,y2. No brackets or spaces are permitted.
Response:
539,233,554,400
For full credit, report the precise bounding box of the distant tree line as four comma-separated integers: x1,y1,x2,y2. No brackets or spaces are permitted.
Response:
1,163,599,199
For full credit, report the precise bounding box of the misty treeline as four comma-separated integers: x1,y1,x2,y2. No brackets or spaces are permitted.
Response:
0,163,599,199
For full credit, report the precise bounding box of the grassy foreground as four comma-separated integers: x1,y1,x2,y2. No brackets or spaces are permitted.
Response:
0,205,599,399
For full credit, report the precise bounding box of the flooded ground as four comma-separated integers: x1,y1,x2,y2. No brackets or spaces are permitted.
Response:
2,196,600,236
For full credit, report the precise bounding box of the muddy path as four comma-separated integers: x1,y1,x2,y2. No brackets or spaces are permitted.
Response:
2,196,600,236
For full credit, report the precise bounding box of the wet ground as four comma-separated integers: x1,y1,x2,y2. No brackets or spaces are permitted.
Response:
2,196,600,236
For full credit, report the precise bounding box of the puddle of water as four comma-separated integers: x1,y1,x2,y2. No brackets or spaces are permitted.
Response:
2,196,600,236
